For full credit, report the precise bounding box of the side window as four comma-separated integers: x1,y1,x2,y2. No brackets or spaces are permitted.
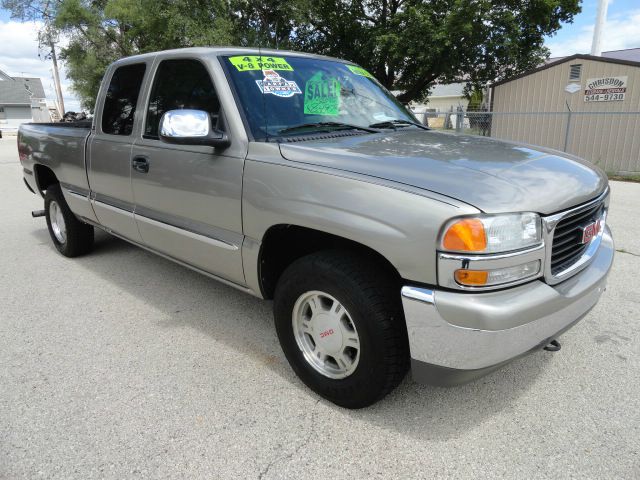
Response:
101,63,146,136
145,59,221,138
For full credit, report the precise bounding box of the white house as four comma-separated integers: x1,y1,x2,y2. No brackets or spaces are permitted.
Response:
0,69,51,133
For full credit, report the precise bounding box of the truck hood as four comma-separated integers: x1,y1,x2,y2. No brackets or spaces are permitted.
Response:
278,130,608,214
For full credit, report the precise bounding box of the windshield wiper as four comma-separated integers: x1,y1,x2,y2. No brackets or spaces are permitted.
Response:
368,119,430,130
278,122,379,135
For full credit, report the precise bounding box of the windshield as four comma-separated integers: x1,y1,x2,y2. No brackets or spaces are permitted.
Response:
222,55,416,140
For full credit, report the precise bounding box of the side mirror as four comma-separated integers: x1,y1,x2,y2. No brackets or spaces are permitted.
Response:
159,109,230,148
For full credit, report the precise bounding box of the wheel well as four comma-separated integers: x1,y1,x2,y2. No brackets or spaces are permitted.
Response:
258,225,401,299
33,164,58,193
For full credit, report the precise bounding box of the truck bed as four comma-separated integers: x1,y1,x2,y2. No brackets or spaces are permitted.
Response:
19,122,92,197
28,120,93,129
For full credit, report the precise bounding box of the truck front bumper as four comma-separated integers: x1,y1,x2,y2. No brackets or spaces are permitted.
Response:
402,226,614,386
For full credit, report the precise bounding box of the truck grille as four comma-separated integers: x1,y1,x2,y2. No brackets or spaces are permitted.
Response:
550,200,605,275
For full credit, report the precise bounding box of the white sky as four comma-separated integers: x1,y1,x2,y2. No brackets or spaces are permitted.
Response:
0,20,81,112
546,7,640,57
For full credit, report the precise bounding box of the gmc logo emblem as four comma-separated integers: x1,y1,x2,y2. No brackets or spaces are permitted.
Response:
319,329,334,338
580,219,602,244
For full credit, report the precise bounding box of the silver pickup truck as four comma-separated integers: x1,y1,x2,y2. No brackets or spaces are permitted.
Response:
18,47,613,408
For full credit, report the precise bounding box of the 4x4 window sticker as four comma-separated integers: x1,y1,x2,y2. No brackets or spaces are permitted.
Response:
229,56,293,72
346,65,374,79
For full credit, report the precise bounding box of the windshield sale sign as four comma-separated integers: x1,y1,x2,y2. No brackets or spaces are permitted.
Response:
584,76,628,102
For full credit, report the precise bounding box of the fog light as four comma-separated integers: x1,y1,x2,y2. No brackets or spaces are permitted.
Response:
455,260,541,287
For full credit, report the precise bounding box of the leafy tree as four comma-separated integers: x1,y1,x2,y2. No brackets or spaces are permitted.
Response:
467,88,484,110
3,0,581,109
53,0,236,110
231,0,311,49
292,0,581,102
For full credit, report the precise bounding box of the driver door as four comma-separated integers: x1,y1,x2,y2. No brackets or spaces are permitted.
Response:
130,58,245,285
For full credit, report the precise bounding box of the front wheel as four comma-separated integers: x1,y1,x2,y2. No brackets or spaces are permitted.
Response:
274,250,409,408
44,184,94,257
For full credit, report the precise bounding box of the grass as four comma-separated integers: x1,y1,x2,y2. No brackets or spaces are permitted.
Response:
607,173,640,183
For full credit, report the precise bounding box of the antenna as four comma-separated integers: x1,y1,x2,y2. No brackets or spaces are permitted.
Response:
258,44,269,142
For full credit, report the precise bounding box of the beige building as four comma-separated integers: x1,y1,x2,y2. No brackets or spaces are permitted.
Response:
423,83,467,112
491,54,640,175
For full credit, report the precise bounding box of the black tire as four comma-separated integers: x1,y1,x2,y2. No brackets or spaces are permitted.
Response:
274,250,409,408
44,184,94,257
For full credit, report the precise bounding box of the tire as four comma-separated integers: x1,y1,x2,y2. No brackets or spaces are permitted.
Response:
274,250,409,408
44,184,94,257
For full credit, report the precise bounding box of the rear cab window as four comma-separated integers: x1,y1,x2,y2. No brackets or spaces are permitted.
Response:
101,63,146,136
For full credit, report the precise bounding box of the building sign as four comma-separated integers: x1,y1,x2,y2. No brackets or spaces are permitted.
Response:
584,76,627,102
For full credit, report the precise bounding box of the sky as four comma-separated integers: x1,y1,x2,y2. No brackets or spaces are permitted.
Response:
1,0,639,112
545,0,640,57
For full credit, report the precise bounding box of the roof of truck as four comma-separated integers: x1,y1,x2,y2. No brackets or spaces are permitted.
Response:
111,47,353,67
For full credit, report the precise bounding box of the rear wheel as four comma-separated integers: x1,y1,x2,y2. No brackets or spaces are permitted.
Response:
274,250,409,408
44,184,94,257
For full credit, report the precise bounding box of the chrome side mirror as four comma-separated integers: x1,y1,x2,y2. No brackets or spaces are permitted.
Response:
159,109,230,148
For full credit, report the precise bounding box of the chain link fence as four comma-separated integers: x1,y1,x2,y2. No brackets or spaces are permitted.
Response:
412,108,640,175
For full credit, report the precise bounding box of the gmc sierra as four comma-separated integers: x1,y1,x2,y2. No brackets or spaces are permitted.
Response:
17,48,614,408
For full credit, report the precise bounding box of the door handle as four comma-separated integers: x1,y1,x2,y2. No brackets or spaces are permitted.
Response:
132,156,149,173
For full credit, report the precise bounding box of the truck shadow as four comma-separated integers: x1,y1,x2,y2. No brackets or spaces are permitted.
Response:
30,227,553,441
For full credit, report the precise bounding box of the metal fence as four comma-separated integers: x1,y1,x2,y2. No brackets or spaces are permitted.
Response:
412,108,640,175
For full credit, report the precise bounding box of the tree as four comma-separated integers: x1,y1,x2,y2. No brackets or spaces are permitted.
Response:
231,0,311,49
291,0,581,102
3,0,581,109
52,0,236,110
51,0,306,110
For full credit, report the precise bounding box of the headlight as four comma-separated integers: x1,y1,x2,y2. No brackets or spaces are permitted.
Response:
441,213,542,254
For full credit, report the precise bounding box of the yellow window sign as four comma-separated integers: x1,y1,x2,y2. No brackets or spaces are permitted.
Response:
229,56,293,72
346,65,374,79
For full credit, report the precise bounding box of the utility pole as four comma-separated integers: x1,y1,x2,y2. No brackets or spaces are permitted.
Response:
49,39,65,116
42,0,65,116
591,0,609,56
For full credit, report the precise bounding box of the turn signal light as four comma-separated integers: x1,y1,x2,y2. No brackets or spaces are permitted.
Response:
442,219,487,252
454,261,541,287
454,269,489,286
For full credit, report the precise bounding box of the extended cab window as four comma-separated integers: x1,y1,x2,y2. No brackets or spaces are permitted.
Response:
145,59,221,138
101,63,146,136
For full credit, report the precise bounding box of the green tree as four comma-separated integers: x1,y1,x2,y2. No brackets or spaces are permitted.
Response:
3,0,581,109
231,0,311,49
292,0,581,102
50,0,309,109
52,0,236,110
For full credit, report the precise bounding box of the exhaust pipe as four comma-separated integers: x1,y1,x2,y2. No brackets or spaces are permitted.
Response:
31,209,45,218
543,339,561,352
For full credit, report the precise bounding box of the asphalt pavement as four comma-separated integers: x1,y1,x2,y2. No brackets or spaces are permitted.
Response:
0,135,638,479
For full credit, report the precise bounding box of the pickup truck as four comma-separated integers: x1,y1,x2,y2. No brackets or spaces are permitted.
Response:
17,47,613,408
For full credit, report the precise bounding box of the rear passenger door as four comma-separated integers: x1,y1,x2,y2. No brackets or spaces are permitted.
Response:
130,58,245,285
87,62,148,242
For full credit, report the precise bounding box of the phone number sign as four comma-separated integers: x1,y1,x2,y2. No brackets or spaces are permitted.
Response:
584,76,627,102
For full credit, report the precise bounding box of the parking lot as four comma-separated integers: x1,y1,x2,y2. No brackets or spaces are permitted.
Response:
0,135,638,479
